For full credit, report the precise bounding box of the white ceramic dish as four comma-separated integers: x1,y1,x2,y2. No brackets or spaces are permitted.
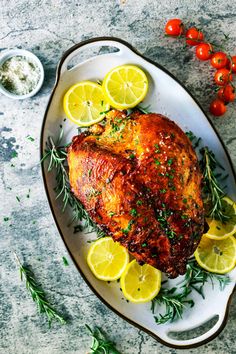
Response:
40,38,236,349
0,49,44,99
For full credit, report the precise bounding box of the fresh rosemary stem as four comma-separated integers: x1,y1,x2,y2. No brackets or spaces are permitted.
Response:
151,259,230,324
86,325,121,354
42,132,105,237
14,253,66,327
186,131,230,223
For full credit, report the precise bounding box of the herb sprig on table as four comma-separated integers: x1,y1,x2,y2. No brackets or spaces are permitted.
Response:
15,253,66,327
41,131,105,237
86,325,121,354
151,259,230,324
186,131,231,223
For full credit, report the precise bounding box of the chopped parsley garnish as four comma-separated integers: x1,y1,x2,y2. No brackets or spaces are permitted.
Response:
181,215,188,219
11,151,18,158
122,220,134,234
16,196,20,202
88,169,92,177
136,200,143,206
4,217,10,222
26,135,35,142
130,209,137,217
183,198,188,204
129,153,135,159
62,256,69,266
142,243,147,247
108,211,116,217
167,158,173,165
154,159,161,166
160,189,166,194
154,144,160,153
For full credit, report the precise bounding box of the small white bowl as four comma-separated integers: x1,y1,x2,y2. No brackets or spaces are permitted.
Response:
0,49,44,100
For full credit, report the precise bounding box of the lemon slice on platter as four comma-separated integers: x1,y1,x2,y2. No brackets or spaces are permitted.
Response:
87,237,129,281
194,234,236,274
63,81,110,127
205,196,236,240
102,65,148,110
120,260,161,303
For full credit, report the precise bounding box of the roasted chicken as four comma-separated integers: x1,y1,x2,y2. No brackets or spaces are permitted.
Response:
68,110,205,278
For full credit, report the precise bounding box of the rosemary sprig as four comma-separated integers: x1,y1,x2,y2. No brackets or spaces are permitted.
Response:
86,325,121,354
151,286,194,324
199,147,229,223
42,131,105,237
15,253,66,327
186,131,230,223
151,260,230,324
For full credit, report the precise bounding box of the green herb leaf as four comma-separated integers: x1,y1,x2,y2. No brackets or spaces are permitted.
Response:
86,324,121,354
62,256,69,266
14,253,66,327
151,259,230,324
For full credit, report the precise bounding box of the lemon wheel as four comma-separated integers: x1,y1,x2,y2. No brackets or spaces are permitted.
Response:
87,237,129,281
120,260,161,303
63,81,110,126
102,65,148,110
194,235,236,274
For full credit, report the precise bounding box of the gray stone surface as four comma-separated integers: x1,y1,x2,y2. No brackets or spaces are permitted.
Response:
0,0,236,353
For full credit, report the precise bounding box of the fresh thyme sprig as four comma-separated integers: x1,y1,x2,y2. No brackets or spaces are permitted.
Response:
86,325,121,354
151,260,230,324
41,131,105,237
186,131,230,223
15,253,66,327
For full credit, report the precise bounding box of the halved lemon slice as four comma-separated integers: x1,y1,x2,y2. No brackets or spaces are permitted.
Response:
87,237,129,281
205,196,236,240
194,235,236,274
102,65,148,110
63,81,110,126
120,260,161,303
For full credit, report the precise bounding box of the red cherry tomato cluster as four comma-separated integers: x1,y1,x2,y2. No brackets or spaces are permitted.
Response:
165,19,236,117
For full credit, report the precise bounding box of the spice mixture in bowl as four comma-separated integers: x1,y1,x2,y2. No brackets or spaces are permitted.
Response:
0,49,44,99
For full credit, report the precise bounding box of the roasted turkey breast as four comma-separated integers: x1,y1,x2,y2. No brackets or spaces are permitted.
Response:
67,110,204,278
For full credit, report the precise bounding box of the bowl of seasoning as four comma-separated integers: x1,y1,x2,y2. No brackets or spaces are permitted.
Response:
0,49,44,99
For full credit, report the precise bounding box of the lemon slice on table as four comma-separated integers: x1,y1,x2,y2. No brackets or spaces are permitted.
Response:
87,237,129,281
205,196,236,240
120,260,161,303
194,235,236,274
102,65,149,110
63,81,110,126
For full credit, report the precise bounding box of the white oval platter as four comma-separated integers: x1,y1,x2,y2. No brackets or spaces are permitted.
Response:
40,37,236,349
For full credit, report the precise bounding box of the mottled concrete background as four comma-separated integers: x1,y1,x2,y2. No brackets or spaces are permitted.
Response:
0,0,236,353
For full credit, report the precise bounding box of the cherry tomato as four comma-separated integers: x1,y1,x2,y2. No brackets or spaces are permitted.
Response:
210,52,228,69
214,68,232,86
217,85,235,102
196,43,213,61
165,19,184,37
210,99,227,116
227,55,236,73
186,27,204,46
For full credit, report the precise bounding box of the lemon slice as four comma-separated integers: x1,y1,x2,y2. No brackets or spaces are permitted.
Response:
205,196,236,240
120,260,161,303
63,81,110,126
102,65,148,110
194,235,236,274
87,237,129,281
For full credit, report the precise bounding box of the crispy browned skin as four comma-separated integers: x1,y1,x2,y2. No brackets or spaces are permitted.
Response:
68,110,204,277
